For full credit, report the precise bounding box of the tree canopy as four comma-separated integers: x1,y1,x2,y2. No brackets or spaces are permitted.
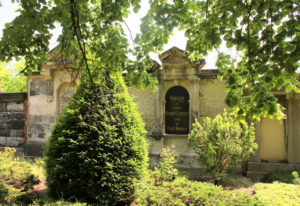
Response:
0,0,299,119
0,61,26,93
139,0,299,119
0,0,155,87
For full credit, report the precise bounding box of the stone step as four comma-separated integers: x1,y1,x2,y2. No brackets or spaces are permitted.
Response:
248,162,300,173
247,171,267,181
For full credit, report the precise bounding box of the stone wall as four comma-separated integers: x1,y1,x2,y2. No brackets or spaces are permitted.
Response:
27,67,77,144
0,93,26,147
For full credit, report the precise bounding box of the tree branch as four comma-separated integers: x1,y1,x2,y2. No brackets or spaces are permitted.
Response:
123,19,136,49
69,0,94,86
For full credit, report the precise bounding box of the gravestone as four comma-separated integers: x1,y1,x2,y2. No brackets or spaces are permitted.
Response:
165,86,189,134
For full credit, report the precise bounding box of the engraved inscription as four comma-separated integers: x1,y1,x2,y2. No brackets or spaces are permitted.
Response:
165,86,189,134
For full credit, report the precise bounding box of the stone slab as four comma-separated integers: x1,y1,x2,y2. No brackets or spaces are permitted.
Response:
6,137,25,147
30,79,52,96
22,141,45,157
0,136,7,146
0,112,25,120
0,103,7,112
7,102,24,112
28,115,56,124
8,120,24,130
0,130,10,137
10,129,25,137
248,162,300,172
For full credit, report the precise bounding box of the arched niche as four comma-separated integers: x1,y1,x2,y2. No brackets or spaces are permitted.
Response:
165,86,190,134
56,83,75,116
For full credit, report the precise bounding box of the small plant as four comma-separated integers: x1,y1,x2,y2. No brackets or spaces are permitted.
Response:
262,170,299,184
188,110,257,183
292,171,300,185
152,147,178,185
0,182,24,204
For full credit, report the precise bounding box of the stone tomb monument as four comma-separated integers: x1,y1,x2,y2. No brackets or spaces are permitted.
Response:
24,47,300,177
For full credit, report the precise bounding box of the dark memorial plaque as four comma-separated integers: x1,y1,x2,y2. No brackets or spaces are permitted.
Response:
165,86,189,134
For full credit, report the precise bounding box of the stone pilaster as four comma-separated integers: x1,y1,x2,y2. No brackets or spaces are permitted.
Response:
287,93,300,163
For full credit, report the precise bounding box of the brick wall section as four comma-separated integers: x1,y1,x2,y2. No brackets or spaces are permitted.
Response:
0,93,27,147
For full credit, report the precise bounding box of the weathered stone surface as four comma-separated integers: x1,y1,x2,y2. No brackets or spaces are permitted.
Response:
30,79,52,96
28,115,56,124
27,115,56,140
0,103,7,112
0,122,8,130
8,120,25,130
22,141,45,157
0,137,7,146
0,130,10,137
6,137,24,147
7,102,24,112
0,112,25,120
0,93,26,100
0,93,26,148
10,130,24,137
28,123,46,139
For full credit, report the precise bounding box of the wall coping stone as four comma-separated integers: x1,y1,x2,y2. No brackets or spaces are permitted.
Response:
0,93,27,101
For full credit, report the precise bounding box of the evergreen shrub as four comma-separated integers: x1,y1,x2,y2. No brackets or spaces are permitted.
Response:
188,110,257,182
134,176,261,205
0,147,40,204
44,72,148,205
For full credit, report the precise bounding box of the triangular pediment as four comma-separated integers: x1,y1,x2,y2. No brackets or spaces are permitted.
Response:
45,46,73,64
159,47,190,65
159,47,205,70
46,48,62,62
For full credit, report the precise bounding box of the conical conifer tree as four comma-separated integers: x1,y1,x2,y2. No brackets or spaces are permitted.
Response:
44,71,148,205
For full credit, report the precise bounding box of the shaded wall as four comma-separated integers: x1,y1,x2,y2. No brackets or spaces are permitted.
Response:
0,93,26,147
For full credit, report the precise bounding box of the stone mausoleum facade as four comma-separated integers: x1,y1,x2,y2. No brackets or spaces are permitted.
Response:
3,47,300,177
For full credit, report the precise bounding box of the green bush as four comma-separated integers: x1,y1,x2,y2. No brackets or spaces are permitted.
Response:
45,72,148,205
0,147,39,204
134,176,261,206
262,170,300,185
253,182,300,205
188,110,257,182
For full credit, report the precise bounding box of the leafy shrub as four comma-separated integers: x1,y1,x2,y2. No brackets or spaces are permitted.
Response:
262,170,297,184
253,182,300,205
0,147,39,204
45,72,148,205
188,110,257,182
134,176,261,206
152,147,178,185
